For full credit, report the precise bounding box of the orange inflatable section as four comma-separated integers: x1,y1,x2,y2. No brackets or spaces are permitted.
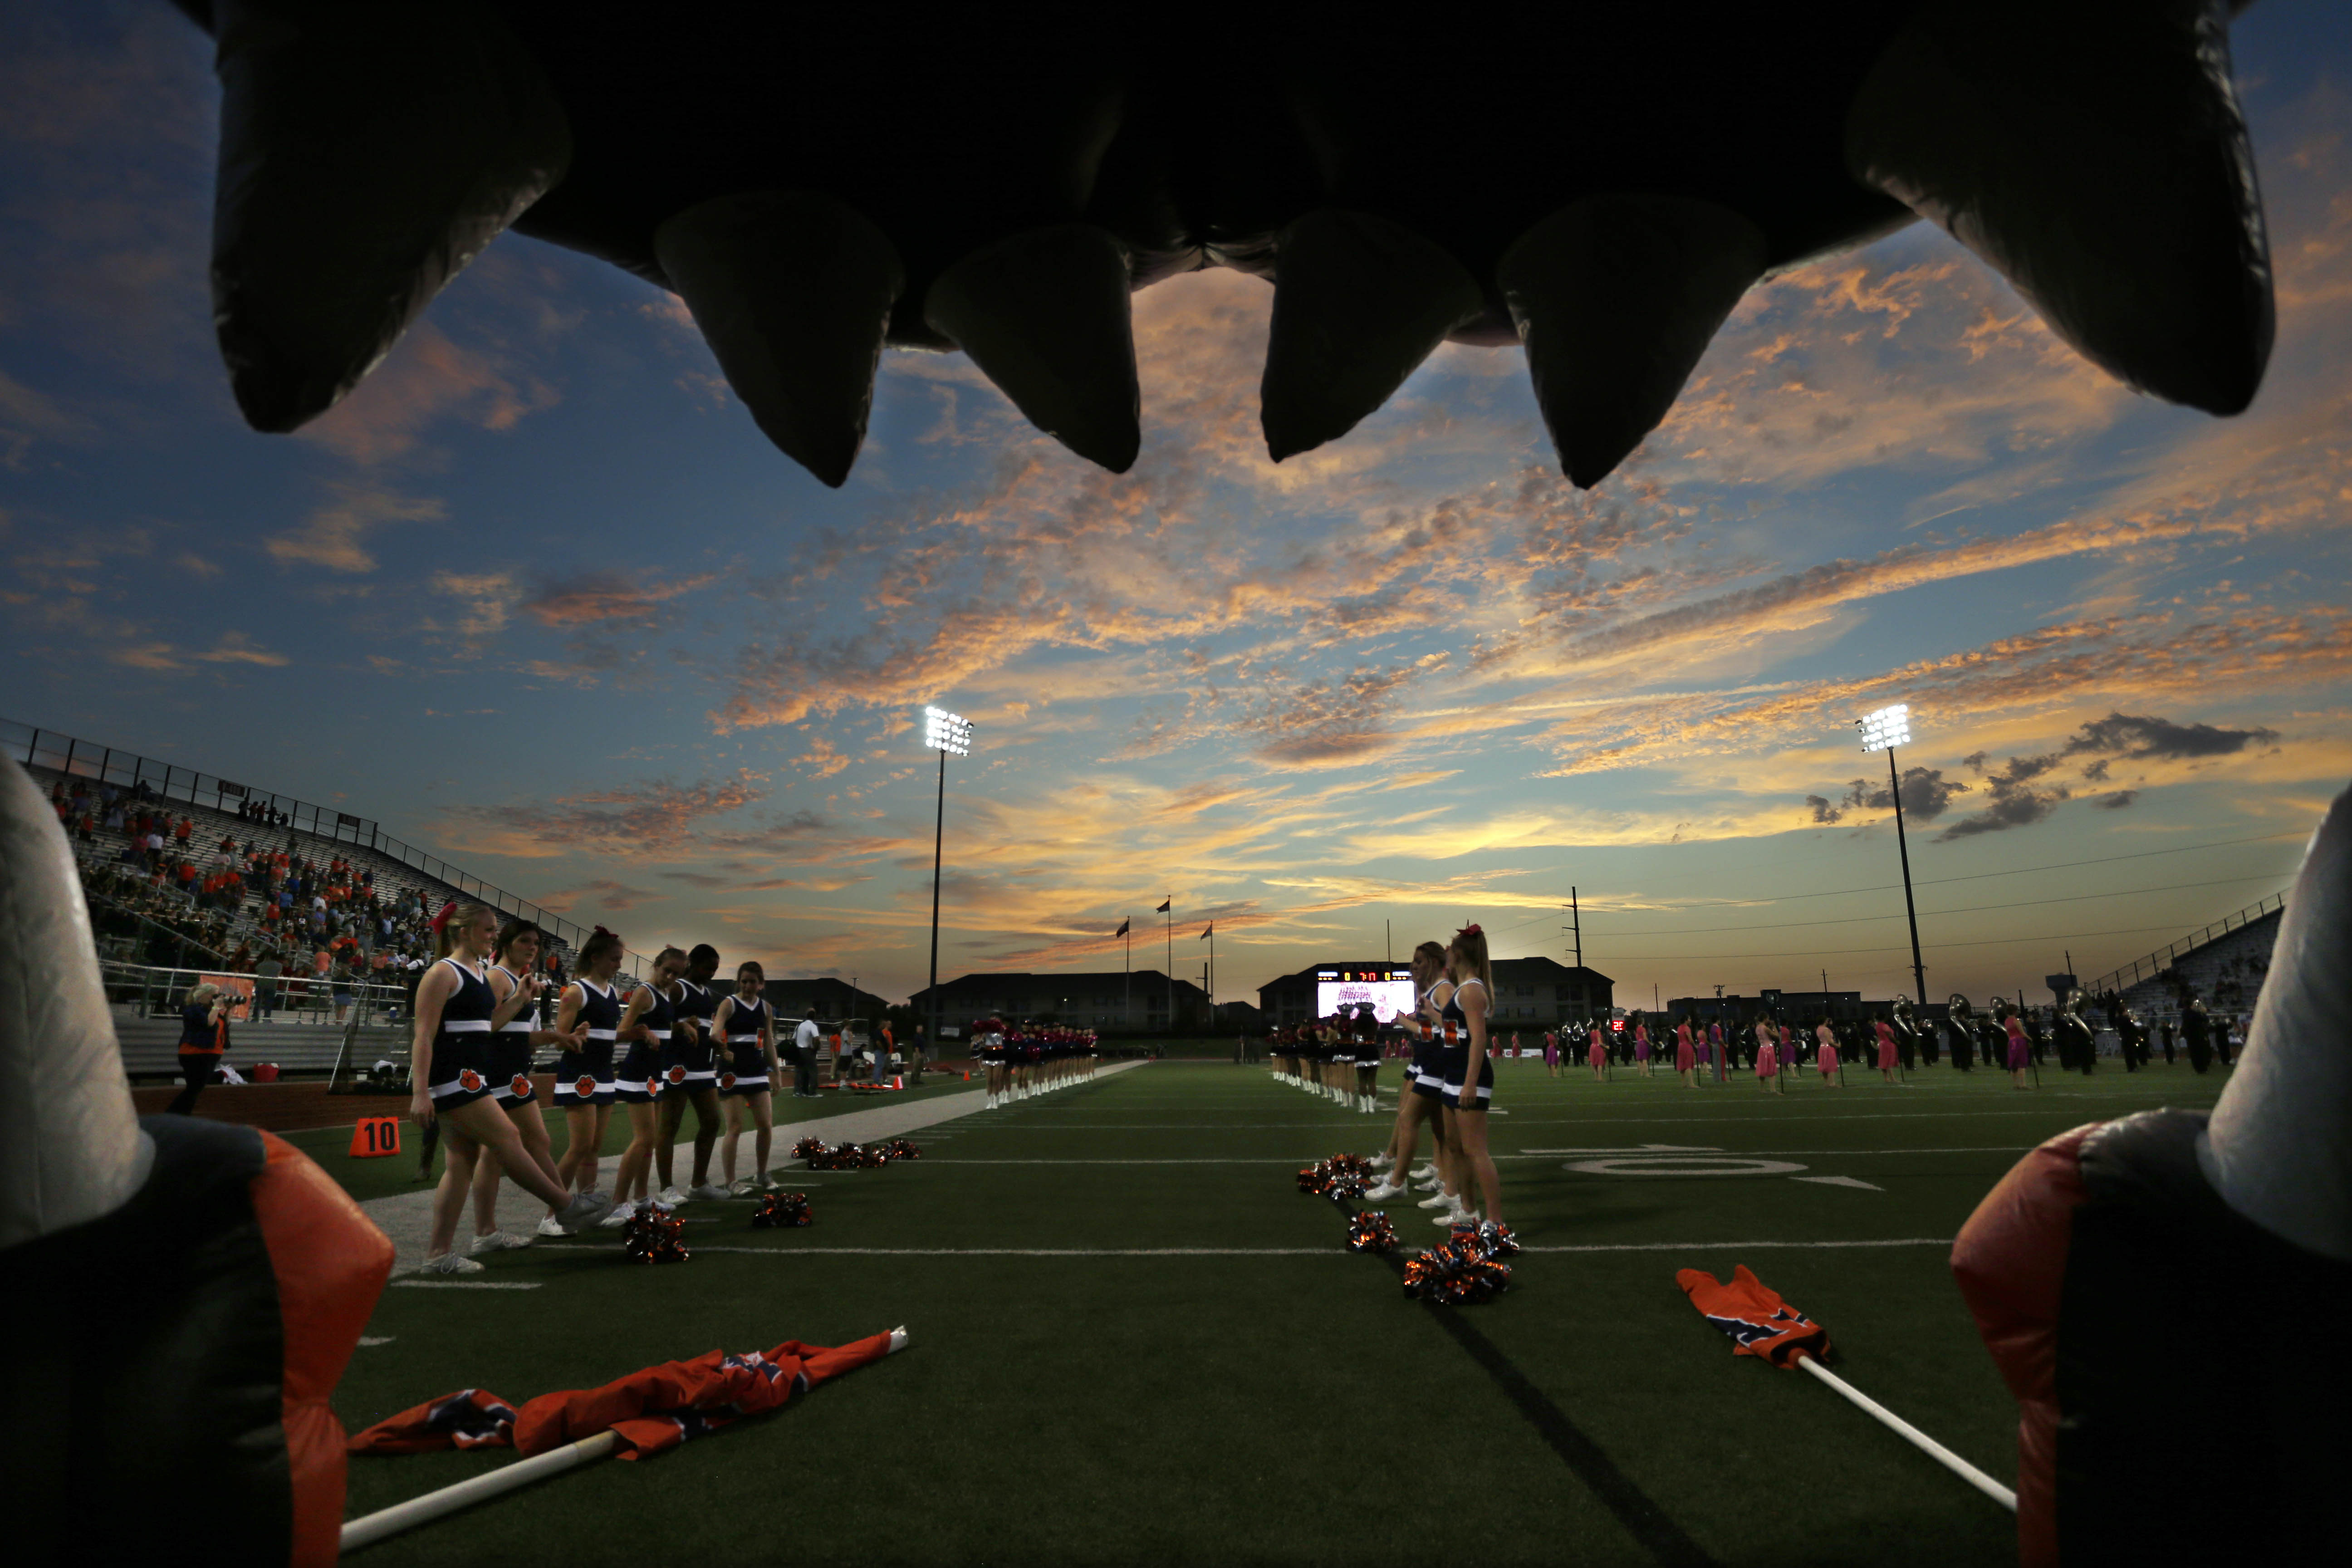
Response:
251,1128,395,1568
1951,1121,2098,1568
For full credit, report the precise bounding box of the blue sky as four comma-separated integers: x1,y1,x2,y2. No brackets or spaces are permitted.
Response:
4,1,2349,1009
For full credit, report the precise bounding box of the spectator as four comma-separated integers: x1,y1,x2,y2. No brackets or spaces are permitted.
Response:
168,981,231,1116
255,951,282,1020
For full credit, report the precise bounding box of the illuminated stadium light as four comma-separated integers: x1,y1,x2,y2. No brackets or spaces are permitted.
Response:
1857,703,1911,753
923,705,973,757
1855,702,1928,1014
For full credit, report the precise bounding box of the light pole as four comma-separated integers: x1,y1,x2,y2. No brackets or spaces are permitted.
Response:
1857,703,1929,1014
922,705,972,1064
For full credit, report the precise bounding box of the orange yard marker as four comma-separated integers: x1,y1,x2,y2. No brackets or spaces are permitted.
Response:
350,1116,402,1158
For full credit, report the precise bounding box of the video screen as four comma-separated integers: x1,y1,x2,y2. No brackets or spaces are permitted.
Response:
1315,969,1417,1024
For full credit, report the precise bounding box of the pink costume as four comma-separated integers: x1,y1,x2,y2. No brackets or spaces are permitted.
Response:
1756,1036,1777,1078
1816,1024,1838,1075
1876,1019,1899,1071
1543,1032,1559,1066
1587,1030,1606,1070
2005,1017,2031,1071
1675,1023,1695,1073
1634,1024,1651,1062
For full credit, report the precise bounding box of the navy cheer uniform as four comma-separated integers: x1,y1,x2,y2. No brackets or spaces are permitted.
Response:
1410,985,1448,1101
616,983,675,1104
425,956,497,1109
488,964,539,1105
664,978,718,1091
720,996,770,1096
553,979,620,1107
1441,978,1494,1107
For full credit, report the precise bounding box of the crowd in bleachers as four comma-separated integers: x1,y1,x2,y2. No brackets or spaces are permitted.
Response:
43,770,573,1013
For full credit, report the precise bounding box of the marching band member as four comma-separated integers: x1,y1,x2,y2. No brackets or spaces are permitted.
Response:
544,926,625,1233
1815,1016,1841,1086
1876,1013,1901,1084
1676,1014,1697,1088
1634,1016,1654,1078
713,960,778,1191
466,920,580,1254
1587,1019,1607,1081
411,902,608,1274
1754,1016,1780,1091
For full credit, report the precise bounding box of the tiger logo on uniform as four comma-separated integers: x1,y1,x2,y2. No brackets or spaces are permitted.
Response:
574,1074,598,1098
457,1068,483,1093
510,1074,532,1098
719,1072,736,1091
666,1065,686,1085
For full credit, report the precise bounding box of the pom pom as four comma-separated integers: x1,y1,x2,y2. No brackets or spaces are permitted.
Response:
751,1192,813,1228
1297,1163,1331,1195
1401,1230,1512,1304
1325,1173,1368,1202
622,1203,690,1264
1347,1210,1398,1253
882,1138,921,1160
792,1136,826,1163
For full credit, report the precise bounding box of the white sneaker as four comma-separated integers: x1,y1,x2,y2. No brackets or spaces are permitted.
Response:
535,1214,568,1238
728,1178,758,1196
1408,1164,1436,1182
1365,1179,1408,1200
1435,1207,1475,1228
1416,1191,1456,1210
1369,1154,1394,1171
658,1186,688,1206
549,1191,612,1233
468,1230,532,1255
689,1183,729,1201
598,1199,637,1229
418,1251,485,1275
1411,1176,1442,1193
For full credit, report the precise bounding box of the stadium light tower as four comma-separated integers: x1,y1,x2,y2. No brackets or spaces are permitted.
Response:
1857,703,1929,1012
923,706,973,1060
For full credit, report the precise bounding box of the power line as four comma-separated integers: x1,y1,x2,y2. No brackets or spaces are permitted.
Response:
1607,870,2294,937
1606,918,2260,962
1540,828,2305,920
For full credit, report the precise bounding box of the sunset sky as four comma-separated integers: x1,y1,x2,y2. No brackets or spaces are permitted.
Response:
4,1,2347,1010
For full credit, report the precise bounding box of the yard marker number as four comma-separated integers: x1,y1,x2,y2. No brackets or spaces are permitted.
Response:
350,1117,402,1158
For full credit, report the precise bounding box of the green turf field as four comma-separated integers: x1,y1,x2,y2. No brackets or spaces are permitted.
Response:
334,1056,2227,1566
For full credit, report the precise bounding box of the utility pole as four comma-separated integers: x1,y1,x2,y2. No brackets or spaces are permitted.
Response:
1565,887,1586,1018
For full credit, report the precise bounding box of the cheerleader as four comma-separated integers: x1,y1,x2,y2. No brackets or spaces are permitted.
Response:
1587,1019,1606,1081
1754,1016,1780,1092
1815,1017,1841,1085
1634,1017,1654,1078
545,926,625,1230
1356,1011,1382,1113
467,920,579,1254
1436,924,1504,1235
656,943,729,1204
713,960,778,1191
605,945,688,1225
1369,945,1450,1200
411,902,608,1274
1875,1013,1901,1084
1675,1015,1696,1087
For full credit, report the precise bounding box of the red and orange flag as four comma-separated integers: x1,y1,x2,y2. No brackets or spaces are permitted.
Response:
1676,1264,1829,1369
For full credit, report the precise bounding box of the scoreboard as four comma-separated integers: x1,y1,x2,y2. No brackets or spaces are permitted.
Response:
1314,968,1416,1024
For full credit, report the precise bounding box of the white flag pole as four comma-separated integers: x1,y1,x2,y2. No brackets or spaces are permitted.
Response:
1797,1354,2017,1511
341,1328,911,1553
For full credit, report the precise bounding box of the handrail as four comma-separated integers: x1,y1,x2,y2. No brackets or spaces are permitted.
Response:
12,716,639,975
85,887,234,966
2088,891,2287,995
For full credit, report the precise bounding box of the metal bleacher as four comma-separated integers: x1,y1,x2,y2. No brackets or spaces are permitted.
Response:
2091,892,2285,1026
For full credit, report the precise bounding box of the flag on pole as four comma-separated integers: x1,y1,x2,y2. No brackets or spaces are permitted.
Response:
1676,1264,1827,1368
1115,918,1130,937
1156,899,1171,913
1200,921,1213,939
348,1331,900,1461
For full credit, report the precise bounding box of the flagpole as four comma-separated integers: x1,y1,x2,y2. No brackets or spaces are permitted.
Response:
1165,896,1173,1032
1796,1355,2017,1511
341,1431,625,1552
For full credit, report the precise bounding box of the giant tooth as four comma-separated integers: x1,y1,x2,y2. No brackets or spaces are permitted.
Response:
921,223,1141,473
1259,210,1486,463
1845,0,2272,416
209,0,572,433
0,757,155,1250
1495,196,1767,490
654,191,905,490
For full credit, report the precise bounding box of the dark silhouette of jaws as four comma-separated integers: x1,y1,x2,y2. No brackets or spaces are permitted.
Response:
177,0,2274,490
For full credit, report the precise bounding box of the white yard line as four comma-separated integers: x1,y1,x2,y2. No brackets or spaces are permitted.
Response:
363,1060,1150,1276
528,1237,1955,1259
